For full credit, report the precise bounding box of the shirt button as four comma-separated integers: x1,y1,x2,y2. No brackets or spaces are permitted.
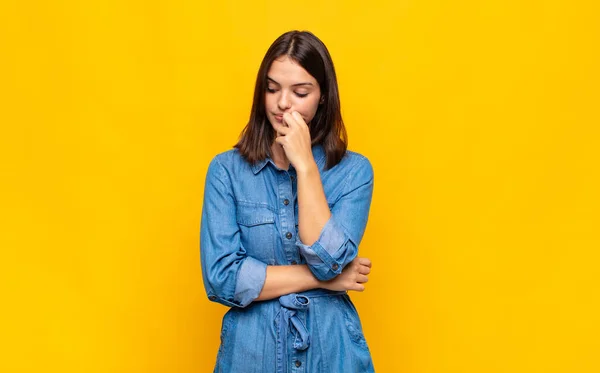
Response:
208,295,217,301
295,360,302,367
285,232,293,239
332,263,339,271
283,199,290,206
291,260,297,265
290,175,295,181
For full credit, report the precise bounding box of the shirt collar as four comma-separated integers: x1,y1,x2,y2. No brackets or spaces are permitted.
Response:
251,143,326,175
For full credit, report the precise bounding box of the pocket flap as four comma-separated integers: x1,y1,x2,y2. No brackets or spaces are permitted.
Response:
236,205,275,226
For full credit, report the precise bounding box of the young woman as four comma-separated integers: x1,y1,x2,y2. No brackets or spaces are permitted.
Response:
200,30,375,372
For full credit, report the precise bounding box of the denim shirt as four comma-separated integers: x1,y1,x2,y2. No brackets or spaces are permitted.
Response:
200,144,375,372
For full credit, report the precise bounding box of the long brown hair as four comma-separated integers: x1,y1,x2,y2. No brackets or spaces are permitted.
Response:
234,30,348,170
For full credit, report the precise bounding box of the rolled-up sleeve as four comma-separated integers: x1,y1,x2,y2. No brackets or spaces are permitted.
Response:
296,156,375,281
200,157,267,308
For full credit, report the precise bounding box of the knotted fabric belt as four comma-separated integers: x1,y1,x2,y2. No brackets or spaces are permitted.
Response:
275,289,346,373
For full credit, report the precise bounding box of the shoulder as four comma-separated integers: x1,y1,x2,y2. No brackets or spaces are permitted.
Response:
207,148,250,172
321,149,373,194
204,148,243,180
338,150,374,179
339,150,374,192
205,148,257,186
209,148,244,167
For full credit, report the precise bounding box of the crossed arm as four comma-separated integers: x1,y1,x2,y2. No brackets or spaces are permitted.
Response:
255,160,371,301
200,154,374,308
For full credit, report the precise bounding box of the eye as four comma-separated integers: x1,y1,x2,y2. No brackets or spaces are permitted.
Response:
266,87,277,93
295,93,308,98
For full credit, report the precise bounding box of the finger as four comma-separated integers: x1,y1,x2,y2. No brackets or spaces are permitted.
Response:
274,136,286,146
359,266,371,275
272,121,291,136
283,112,300,128
352,283,366,292
358,257,372,267
356,274,369,283
291,111,306,127
273,120,291,132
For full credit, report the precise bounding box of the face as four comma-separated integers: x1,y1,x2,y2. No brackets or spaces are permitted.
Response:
265,56,322,130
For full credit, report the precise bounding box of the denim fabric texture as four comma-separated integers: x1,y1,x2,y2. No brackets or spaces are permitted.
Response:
200,144,375,372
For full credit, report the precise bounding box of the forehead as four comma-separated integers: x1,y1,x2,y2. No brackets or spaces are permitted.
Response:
267,56,317,85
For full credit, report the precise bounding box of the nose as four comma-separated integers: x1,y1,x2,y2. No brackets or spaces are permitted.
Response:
277,92,292,111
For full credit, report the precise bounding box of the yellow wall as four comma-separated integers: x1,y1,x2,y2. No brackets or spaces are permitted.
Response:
2,1,599,372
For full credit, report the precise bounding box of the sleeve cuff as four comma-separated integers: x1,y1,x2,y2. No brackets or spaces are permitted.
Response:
296,216,349,280
231,256,267,307
207,257,267,308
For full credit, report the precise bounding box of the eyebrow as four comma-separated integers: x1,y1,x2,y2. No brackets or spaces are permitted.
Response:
267,77,313,87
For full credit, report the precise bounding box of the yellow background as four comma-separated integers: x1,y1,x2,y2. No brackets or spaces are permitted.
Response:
2,0,599,372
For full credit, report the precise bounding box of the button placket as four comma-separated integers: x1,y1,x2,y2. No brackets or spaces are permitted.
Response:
290,344,306,372
290,171,299,265
278,171,297,264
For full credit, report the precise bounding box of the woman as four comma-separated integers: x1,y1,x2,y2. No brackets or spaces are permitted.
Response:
200,30,375,372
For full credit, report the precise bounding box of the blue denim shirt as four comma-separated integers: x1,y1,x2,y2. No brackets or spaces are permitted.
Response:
200,144,375,372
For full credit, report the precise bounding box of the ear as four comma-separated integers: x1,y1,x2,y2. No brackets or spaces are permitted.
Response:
319,95,325,104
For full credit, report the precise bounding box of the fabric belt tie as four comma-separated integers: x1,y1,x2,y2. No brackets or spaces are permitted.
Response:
275,289,346,373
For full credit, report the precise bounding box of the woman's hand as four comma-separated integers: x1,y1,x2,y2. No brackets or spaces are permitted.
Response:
321,257,372,292
273,111,315,173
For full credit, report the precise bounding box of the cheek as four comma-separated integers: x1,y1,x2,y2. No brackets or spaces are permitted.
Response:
297,98,320,119
264,94,275,109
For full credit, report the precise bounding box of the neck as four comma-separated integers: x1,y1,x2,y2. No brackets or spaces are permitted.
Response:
270,142,290,170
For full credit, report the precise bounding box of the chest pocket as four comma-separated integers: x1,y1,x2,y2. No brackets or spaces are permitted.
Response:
236,204,277,265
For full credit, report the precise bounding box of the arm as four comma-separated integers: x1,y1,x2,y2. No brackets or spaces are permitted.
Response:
272,112,375,282
272,111,332,247
255,264,320,301
257,259,373,301
296,160,331,246
200,157,269,308
296,156,375,281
